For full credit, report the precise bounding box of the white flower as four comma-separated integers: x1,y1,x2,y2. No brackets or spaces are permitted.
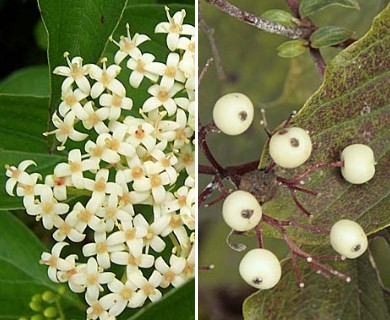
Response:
133,214,170,253
85,137,120,165
161,213,190,247
71,257,115,300
96,194,133,232
155,7,195,51
149,148,179,184
67,200,105,233
54,149,97,189
115,170,150,214
82,101,110,134
155,255,186,288
89,58,126,99
40,242,76,282
5,160,37,196
175,144,194,175
53,215,86,242
183,244,195,279
132,167,171,204
53,52,91,94
128,270,162,307
171,108,194,149
99,93,133,121
106,279,138,315
140,110,179,142
86,292,116,320
142,83,183,116
127,53,159,88
84,169,123,206
59,87,88,118
145,52,186,90
111,23,150,64
177,35,195,55
125,117,156,151
83,231,126,269
26,186,69,230
96,123,136,161
44,112,88,149
44,174,71,201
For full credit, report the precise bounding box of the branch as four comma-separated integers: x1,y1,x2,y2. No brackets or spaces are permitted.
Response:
204,0,311,39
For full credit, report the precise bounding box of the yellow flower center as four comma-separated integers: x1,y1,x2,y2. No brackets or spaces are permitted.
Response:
142,283,155,296
112,95,122,107
136,60,145,73
151,175,161,187
169,215,182,229
157,88,169,102
69,161,81,173
64,94,77,106
79,209,92,222
96,242,107,254
42,202,54,214
94,178,106,192
165,66,176,77
131,166,144,179
121,287,134,300
125,228,137,240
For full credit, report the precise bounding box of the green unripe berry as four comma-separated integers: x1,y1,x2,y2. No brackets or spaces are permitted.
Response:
43,306,58,318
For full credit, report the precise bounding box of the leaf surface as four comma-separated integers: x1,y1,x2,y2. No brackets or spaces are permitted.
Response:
259,3,390,245
0,211,84,318
243,246,390,320
300,0,360,17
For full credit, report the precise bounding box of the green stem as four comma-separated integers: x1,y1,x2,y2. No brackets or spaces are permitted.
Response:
55,298,65,320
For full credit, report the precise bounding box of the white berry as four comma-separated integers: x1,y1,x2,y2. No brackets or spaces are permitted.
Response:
330,219,368,259
222,190,262,231
239,248,282,289
340,144,375,184
269,127,312,168
212,93,254,135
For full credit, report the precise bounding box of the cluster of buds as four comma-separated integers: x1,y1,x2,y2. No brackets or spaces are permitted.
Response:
5,7,195,320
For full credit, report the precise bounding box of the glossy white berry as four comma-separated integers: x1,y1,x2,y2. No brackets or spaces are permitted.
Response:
340,144,375,184
212,93,254,135
330,219,368,259
239,248,282,289
222,190,262,231
269,127,312,168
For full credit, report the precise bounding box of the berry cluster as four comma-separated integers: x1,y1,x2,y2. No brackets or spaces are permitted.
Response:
211,92,374,289
5,7,195,320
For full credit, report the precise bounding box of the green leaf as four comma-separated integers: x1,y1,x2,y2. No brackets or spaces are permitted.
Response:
0,211,84,318
243,246,390,319
277,39,307,58
123,279,195,320
310,26,353,48
259,4,390,244
37,0,128,148
300,0,360,17
261,9,296,28
0,94,49,153
0,150,65,210
0,66,49,97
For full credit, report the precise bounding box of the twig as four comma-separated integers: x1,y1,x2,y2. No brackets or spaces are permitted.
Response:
199,57,214,85
309,47,326,78
204,0,311,39
285,0,300,18
199,17,227,80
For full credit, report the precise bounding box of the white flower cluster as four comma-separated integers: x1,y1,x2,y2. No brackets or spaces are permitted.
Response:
5,7,195,320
